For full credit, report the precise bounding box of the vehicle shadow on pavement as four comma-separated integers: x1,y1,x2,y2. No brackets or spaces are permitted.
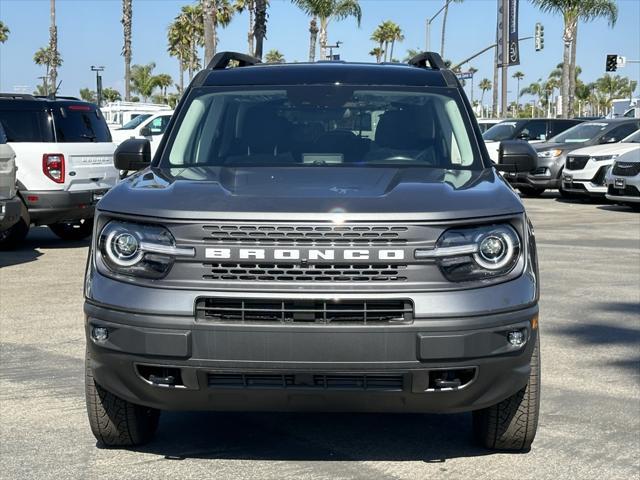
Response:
596,204,639,213
0,226,89,268
555,304,640,375
131,411,493,462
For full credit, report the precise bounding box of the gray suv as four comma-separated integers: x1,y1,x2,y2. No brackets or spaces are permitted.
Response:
84,52,541,451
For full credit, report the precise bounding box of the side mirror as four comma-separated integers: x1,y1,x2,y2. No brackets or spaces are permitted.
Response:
496,140,537,173
517,132,530,141
114,138,151,171
600,136,617,144
140,126,152,137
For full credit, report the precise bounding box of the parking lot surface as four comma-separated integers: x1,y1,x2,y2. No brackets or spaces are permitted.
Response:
1,194,639,480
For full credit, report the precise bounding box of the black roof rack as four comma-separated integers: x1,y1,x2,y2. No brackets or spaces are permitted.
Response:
407,52,447,70
207,51,261,70
0,93,36,100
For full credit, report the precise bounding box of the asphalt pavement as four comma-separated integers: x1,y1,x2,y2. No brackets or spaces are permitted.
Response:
1,193,639,480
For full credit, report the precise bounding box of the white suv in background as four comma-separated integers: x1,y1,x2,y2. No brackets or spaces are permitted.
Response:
562,129,640,198
0,94,117,248
0,123,22,238
110,110,174,158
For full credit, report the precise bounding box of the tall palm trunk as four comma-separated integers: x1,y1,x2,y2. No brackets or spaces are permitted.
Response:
178,59,184,94
253,0,267,60
568,26,578,118
390,40,396,63
122,0,132,101
308,18,318,62
383,41,389,62
560,19,576,119
202,0,217,65
440,2,449,58
318,17,328,60
49,0,58,95
248,1,255,56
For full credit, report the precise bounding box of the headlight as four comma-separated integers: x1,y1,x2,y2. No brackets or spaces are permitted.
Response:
537,149,562,158
590,154,619,161
98,220,194,279
415,224,521,282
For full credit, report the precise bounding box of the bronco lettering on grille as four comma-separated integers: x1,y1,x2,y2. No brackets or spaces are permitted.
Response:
204,248,405,261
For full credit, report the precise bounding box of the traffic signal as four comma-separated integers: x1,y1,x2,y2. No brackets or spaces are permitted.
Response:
535,23,544,51
606,54,618,72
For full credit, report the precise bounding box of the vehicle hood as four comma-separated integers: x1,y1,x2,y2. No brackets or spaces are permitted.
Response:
98,166,524,221
110,129,138,144
565,142,640,157
533,142,585,152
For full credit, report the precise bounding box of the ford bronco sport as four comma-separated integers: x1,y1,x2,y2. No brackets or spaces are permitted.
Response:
84,52,541,451
0,94,117,248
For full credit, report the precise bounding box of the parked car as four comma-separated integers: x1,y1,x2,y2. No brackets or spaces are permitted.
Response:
503,118,640,197
477,118,502,134
0,94,118,247
562,129,640,198
605,147,640,210
483,118,582,162
0,123,22,239
110,110,174,158
84,51,541,452
101,101,171,129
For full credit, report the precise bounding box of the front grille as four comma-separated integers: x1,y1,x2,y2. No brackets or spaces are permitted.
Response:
608,185,640,197
566,155,589,171
592,165,609,186
207,373,405,391
612,162,640,177
196,298,413,325
202,224,409,246
203,262,408,282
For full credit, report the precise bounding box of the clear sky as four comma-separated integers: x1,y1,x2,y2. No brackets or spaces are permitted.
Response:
0,0,639,105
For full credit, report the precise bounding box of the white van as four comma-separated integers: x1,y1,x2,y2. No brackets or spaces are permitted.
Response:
110,110,174,157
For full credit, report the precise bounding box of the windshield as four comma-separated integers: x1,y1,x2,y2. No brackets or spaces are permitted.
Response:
164,87,481,170
482,121,522,141
622,129,640,143
550,122,610,144
120,114,152,130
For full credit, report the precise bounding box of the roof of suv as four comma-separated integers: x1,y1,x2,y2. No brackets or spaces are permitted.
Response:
196,51,456,88
0,94,93,111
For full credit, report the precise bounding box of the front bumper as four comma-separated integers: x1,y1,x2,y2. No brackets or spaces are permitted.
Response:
0,196,22,232
22,189,107,225
504,155,565,190
85,299,539,414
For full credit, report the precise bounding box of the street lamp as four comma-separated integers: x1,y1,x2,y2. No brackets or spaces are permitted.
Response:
326,41,343,61
426,0,452,52
91,66,105,106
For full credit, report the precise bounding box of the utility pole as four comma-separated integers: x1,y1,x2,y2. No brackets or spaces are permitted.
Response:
500,0,509,118
326,42,343,61
91,66,104,106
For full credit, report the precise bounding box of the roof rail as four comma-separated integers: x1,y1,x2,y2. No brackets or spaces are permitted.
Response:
207,51,261,70
407,52,447,70
34,95,81,101
0,93,36,100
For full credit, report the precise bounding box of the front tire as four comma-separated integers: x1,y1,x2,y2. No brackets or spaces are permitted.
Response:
0,201,30,250
49,217,93,241
472,335,540,451
85,354,160,447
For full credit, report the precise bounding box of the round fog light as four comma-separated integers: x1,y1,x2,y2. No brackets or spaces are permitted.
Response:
91,326,109,343
507,330,525,347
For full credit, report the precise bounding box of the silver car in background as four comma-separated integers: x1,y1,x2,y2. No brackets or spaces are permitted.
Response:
605,136,640,210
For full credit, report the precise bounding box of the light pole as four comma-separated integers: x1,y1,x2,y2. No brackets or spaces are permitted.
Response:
326,41,342,60
91,66,104,106
426,0,452,52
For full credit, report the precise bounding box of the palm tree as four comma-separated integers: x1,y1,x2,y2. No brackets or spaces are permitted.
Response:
122,0,133,101
479,78,492,108
33,46,62,96
253,0,267,60
403,48,421,62
79,88,97,103
294,0,361,61
0,21,9,43
155,73,173,97
168,21,189,94
468,66,478,104
531,0,617,118
48,0,59,94
201,0,241,65
369,47,384,63
386,21,404,62
371,24,386,61
130,63,161,102
177,4,205,80
520,81,543,116
102,88,122,103
440,0,464,59
512,71,525,107
265,49,285,63
308,17,319,62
